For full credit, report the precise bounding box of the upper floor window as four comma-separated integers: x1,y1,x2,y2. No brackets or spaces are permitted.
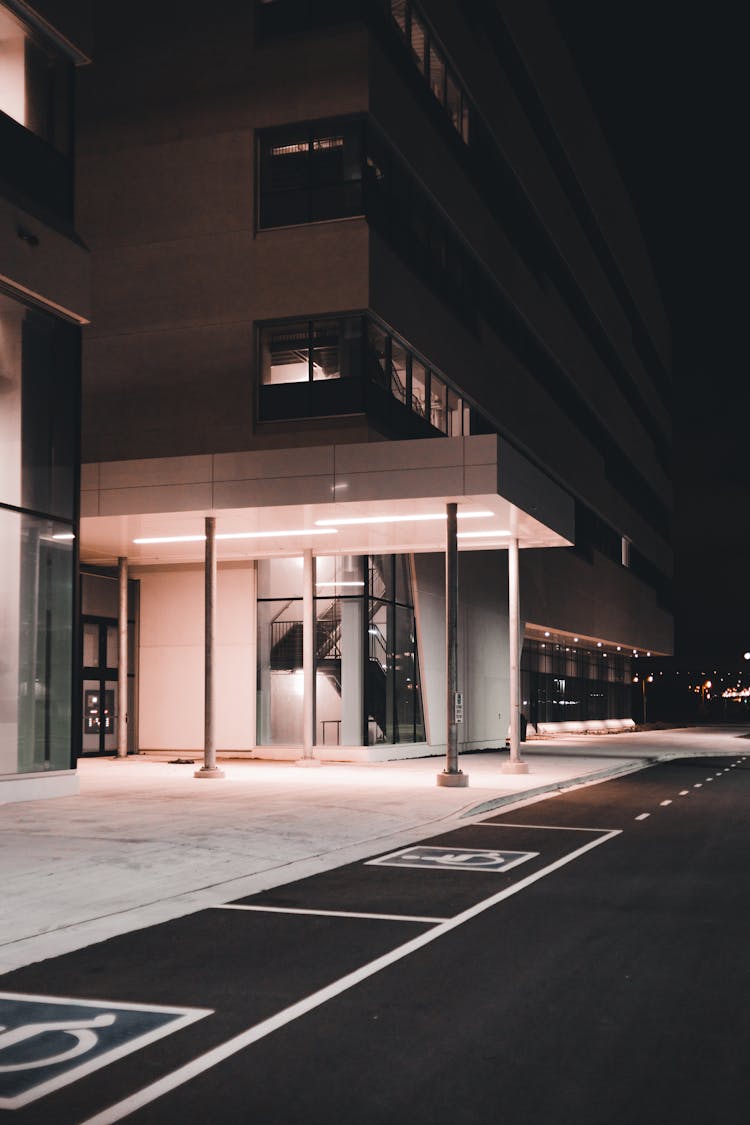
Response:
258,313,474,437
386,1,471,143
258,120,364,228
0,3,72,154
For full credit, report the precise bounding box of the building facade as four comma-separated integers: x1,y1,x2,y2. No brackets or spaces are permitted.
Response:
0,0,89,800
75,0,672,764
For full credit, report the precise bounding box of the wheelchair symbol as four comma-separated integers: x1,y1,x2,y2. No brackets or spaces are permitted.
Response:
0,1012,117,1073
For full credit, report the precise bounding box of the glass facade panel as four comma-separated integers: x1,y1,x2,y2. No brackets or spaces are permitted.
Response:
0,509,73,775
521,640,633,726
367,555,424,745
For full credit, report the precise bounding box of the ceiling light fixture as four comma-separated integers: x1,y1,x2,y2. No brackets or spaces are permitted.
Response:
133,528,338,544
314,511,493,527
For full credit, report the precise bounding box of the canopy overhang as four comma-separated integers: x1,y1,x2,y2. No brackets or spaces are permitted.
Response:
80,435,574,565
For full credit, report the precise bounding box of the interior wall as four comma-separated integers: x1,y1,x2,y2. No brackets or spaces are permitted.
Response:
136,562,255,750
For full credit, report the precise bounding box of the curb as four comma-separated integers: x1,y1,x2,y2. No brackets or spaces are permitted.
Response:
460,756,658,819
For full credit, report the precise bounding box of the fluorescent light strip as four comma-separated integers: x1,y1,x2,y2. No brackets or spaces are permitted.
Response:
51,532,76,541
456,530,511,539
315,581,365,587
315,510,493,527
133,529,338,545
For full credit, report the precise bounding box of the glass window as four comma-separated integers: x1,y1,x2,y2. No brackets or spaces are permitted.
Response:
445,70,461,131
411,360,427,417
0,6,72,153
311,320,340,380
260,323,310,384
367,554,424,745
259,121,364,229
447,388,462,436
390,0,407,35
409,10,427,73
461,101,471,144
390,339,408,404
429,372,447,432
366,321,389,389
0,290,78,521
429,43,446,104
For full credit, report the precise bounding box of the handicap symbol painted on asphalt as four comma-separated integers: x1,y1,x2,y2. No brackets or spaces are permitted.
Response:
0,993,212,1110
367,845,539,873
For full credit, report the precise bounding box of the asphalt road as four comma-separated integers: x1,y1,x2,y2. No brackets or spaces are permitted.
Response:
2,755,749,1124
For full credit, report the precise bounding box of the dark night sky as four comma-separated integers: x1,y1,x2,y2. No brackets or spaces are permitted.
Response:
548,1,748,668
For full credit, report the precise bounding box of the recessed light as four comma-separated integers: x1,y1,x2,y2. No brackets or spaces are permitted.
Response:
133,528,338,544
315,511,493,527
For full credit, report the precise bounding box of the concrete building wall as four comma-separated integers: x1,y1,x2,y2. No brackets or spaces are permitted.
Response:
136,562,255,752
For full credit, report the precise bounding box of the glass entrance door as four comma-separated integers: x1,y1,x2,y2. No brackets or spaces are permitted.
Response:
81,618,119,753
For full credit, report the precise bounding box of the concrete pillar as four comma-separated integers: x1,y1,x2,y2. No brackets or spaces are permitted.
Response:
437,502,468,787
195,516,224,778
248,560,258,750
502,536,529,774
117,556,128,758
297,548,320,766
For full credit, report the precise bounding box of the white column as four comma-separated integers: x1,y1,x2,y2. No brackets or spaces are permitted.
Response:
297,548,320,765
502,536,529,774
195,516,224,778
248,560,258,750
437,502,468,787
340,558,364,746
117,556,128,758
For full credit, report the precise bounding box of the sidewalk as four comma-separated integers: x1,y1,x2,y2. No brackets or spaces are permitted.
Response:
1,725,746,974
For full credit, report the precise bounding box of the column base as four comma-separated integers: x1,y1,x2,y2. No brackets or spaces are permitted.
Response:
295,757,322,768
194,766,226,779
501,760,530,774
436,770,469,787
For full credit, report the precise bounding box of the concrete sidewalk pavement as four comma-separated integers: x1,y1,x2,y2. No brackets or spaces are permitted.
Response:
1,725,747,974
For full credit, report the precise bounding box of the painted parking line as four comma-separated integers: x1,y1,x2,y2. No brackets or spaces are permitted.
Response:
660,800,672,806
79,829,622,1125
214,904,448,924
635,813,650,821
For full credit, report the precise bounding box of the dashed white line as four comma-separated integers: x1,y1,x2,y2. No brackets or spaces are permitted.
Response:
659,800,672,807
79,828,622,1125
679,790,689,796
213,904,448,924
694,783,703,788
635,813,650,821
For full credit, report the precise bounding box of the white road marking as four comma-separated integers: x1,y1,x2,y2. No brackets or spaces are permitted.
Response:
79,828,622,1125
635,813,650,821
694,783,703,788
679,790,689,796
477,822,610,833
212,905,447,924
705,778,714,782
659,800,672,806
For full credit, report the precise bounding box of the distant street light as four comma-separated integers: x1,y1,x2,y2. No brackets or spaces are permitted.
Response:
633,673,655,724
